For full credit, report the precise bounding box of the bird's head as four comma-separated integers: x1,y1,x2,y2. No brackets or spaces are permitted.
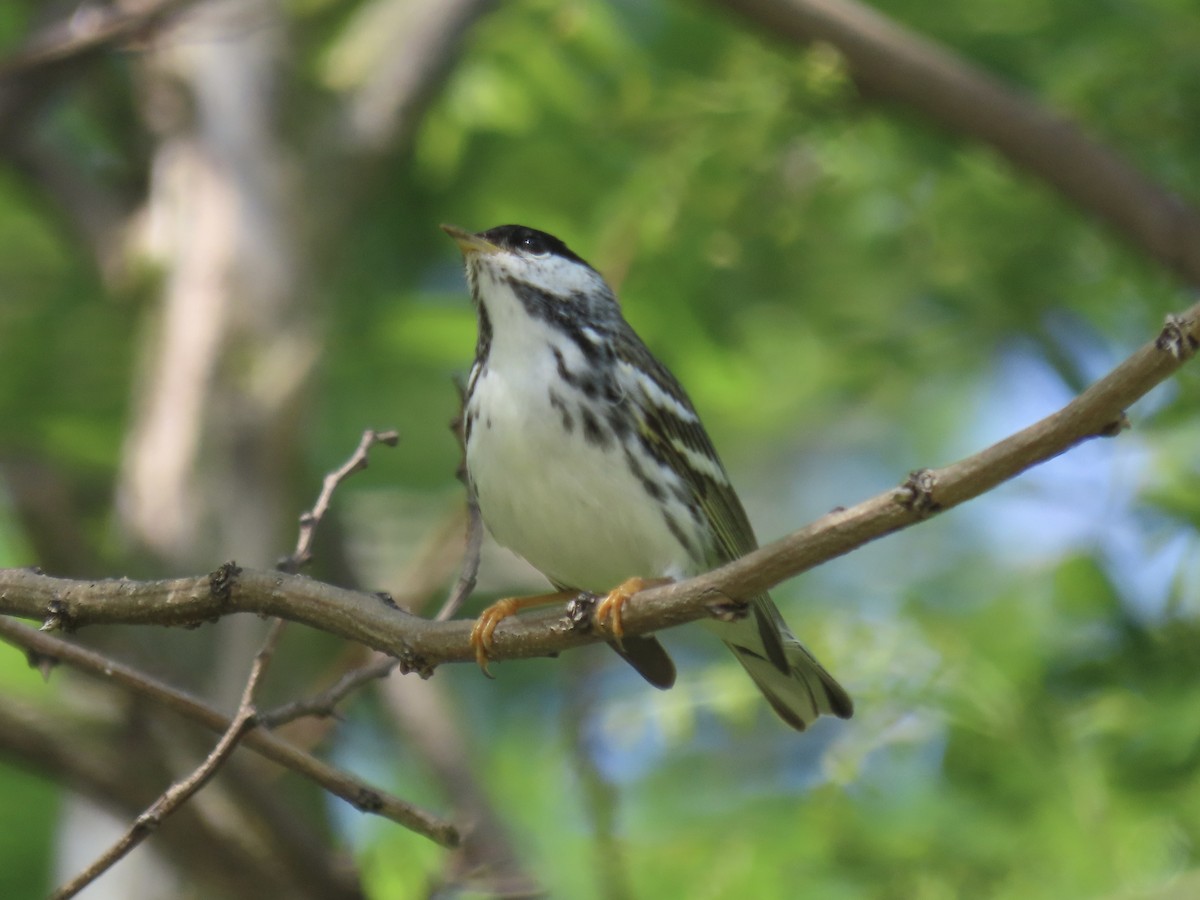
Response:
441,224,622,333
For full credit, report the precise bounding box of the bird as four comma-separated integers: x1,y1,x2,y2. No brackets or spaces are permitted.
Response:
442,223,852,730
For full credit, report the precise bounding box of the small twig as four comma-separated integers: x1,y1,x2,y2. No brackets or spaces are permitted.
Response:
279,428,399,573
435,377,483,622
260,655,398,728
52,619,286,899
434,496,483,622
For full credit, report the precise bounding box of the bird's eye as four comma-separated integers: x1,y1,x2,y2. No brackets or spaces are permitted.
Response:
518,232,550,256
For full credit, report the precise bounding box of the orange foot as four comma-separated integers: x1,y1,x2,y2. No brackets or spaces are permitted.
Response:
469,590,574,677
593,577,672,649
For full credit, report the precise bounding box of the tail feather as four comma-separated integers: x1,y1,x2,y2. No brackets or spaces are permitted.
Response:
611,634,677,689
709,599,852,731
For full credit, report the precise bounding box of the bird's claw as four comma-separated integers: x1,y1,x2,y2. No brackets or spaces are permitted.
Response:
467,591,575,678
594,590,628,650
594,577,670,650
469,598,521,678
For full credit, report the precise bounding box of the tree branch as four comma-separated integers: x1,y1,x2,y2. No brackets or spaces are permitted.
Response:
52,619,288,898
0,0,203,135
0,617,458,847
0,689,360,899
2,303,1196,672
712,0,1200,286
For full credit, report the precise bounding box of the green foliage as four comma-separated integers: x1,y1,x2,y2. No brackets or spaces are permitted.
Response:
0,766,54,899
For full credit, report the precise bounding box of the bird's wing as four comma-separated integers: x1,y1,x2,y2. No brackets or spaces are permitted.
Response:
616,332,759,565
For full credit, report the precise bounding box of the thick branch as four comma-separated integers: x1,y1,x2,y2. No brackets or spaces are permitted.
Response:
712,0,1200,286
1,304,1196,670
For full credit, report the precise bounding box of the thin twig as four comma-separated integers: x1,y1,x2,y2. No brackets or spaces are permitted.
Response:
51,619,286,899
259,656,398,728
280,428,400,573
0,617,457,845
435,375,483,622
434,497,482,622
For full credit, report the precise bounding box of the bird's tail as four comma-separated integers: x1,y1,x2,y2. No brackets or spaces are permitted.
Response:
708,596,853,731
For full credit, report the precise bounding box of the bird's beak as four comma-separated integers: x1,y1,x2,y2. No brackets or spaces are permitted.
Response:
441,224,501,256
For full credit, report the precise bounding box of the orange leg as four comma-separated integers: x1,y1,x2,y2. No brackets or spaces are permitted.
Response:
469,590,575,677
593,577,672,649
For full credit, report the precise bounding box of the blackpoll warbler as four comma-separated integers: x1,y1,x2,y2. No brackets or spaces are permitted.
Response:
444,223,852,730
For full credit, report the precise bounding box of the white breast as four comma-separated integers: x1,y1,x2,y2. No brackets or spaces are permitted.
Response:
465,317,699,593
